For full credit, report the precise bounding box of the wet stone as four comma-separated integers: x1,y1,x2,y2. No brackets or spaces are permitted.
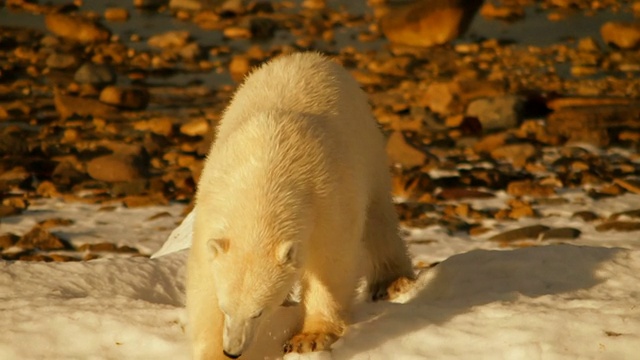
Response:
45,13,111,43
86,154,145,183
601,21,640,49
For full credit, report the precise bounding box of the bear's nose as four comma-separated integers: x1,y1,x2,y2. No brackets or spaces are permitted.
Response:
223,350,241,359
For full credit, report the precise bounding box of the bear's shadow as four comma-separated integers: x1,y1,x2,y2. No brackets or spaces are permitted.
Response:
333,243,622,357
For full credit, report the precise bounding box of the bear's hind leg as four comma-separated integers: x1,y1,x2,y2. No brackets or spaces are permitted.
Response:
363,193,415,301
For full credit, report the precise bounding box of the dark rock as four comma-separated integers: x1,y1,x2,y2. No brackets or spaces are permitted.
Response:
489,225,550,242
438,188,495,200
0,233,19,249
572,211,599,222
99,86,150,110
596,221,640,232
541,227,582,240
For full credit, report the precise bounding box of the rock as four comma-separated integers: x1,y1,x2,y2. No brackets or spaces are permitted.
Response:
546,106,640,146
379,0,483,47
74,63,115,85
386,131,426,169
104,8,129,22
148,30,190,49
180,117,210,137
134,117,174,137
46,52,79,69
612,178,640,195
99,86,150,109
577,37,601,52
541,227,582,240
78,242,118,252
16,226,69,250
179,42,202,60
44,13,111,43
38,218,74,229
134,0,166,8
0,233,19,250
466,96,523,131
473,132,508,153
422,81,459,115
437,188,495,200
86,154,144,182
54,89,117,119
480,2,524,20
229,55,252,82
609,209,640,220
572,211,599,222
52,161,86,186
489,225,550,242
491,143,536,169
0,205,22,218
250,17,278,39
601,22,640,49
507,179,556,198
596,221,640,232
223,26,252,39
169,0,205,10
0,129,29,155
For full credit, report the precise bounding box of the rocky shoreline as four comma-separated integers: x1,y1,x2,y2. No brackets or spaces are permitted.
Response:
1,0,640,262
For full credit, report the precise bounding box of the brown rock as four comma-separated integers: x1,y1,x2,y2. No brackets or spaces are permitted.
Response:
379,0,483,47
16,226,69,250
0,233,19,250
148,30,190,49
507,179,556,198
547,106,640,146
45,13,111,43
386,132,426,169
601,21,640,49
134,117,174,137
491,143,536,169
596,221,640,232
438,188,495,200
180,117,210,137
38,218,74,229
104,8,129,22
86,154,144,182
480,3,524,20
229,55,252,82
54,89,117,120
99,86,150,109
489,225,550,242
473,132,508,153
541,227,581,240
466,96,523,131
613,178,640,195
572,211,599,222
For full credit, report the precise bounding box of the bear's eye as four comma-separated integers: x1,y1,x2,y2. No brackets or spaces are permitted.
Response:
251,310,263,319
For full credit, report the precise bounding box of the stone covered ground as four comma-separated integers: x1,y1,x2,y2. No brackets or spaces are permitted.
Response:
1,0,640,262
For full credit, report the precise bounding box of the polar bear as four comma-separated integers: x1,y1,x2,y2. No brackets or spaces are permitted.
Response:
187,52,414,359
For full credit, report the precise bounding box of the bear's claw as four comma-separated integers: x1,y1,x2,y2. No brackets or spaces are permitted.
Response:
283,332,337,353
371,276,415,301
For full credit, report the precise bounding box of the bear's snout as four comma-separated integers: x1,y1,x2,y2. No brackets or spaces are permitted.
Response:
223,350,241,359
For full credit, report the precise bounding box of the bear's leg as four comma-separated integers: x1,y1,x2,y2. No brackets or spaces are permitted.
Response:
187,251,227,360
363,193,416,301
283,235,361,353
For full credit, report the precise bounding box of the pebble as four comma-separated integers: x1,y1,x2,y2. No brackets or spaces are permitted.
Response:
104,8,129,22
99,86,150,109
466,95,523,131
541,227,582,240
180,118,211,137
134,117,174,137
0,234,19,250
148,30,191,49
229,55,252,82
44,13,111,43
54,89,116,119
74,63,116,85
596,221,640,232
45,52,79,69
86,154,144,183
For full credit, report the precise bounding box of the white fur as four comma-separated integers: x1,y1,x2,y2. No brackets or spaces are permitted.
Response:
187,53,413,359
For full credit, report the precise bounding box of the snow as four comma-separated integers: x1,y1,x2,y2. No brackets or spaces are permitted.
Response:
1,195,640,359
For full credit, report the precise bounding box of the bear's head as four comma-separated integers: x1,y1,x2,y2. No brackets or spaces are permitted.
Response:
208,237,300,358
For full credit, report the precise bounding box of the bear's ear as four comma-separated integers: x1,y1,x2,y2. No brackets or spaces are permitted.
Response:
208,238,229,258
276,241,297,266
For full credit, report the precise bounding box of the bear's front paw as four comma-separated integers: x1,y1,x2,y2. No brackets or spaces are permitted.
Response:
371,276,415,301
283,332,337,353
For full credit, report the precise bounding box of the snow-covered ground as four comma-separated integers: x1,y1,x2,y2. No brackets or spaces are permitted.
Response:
1,194,639,359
